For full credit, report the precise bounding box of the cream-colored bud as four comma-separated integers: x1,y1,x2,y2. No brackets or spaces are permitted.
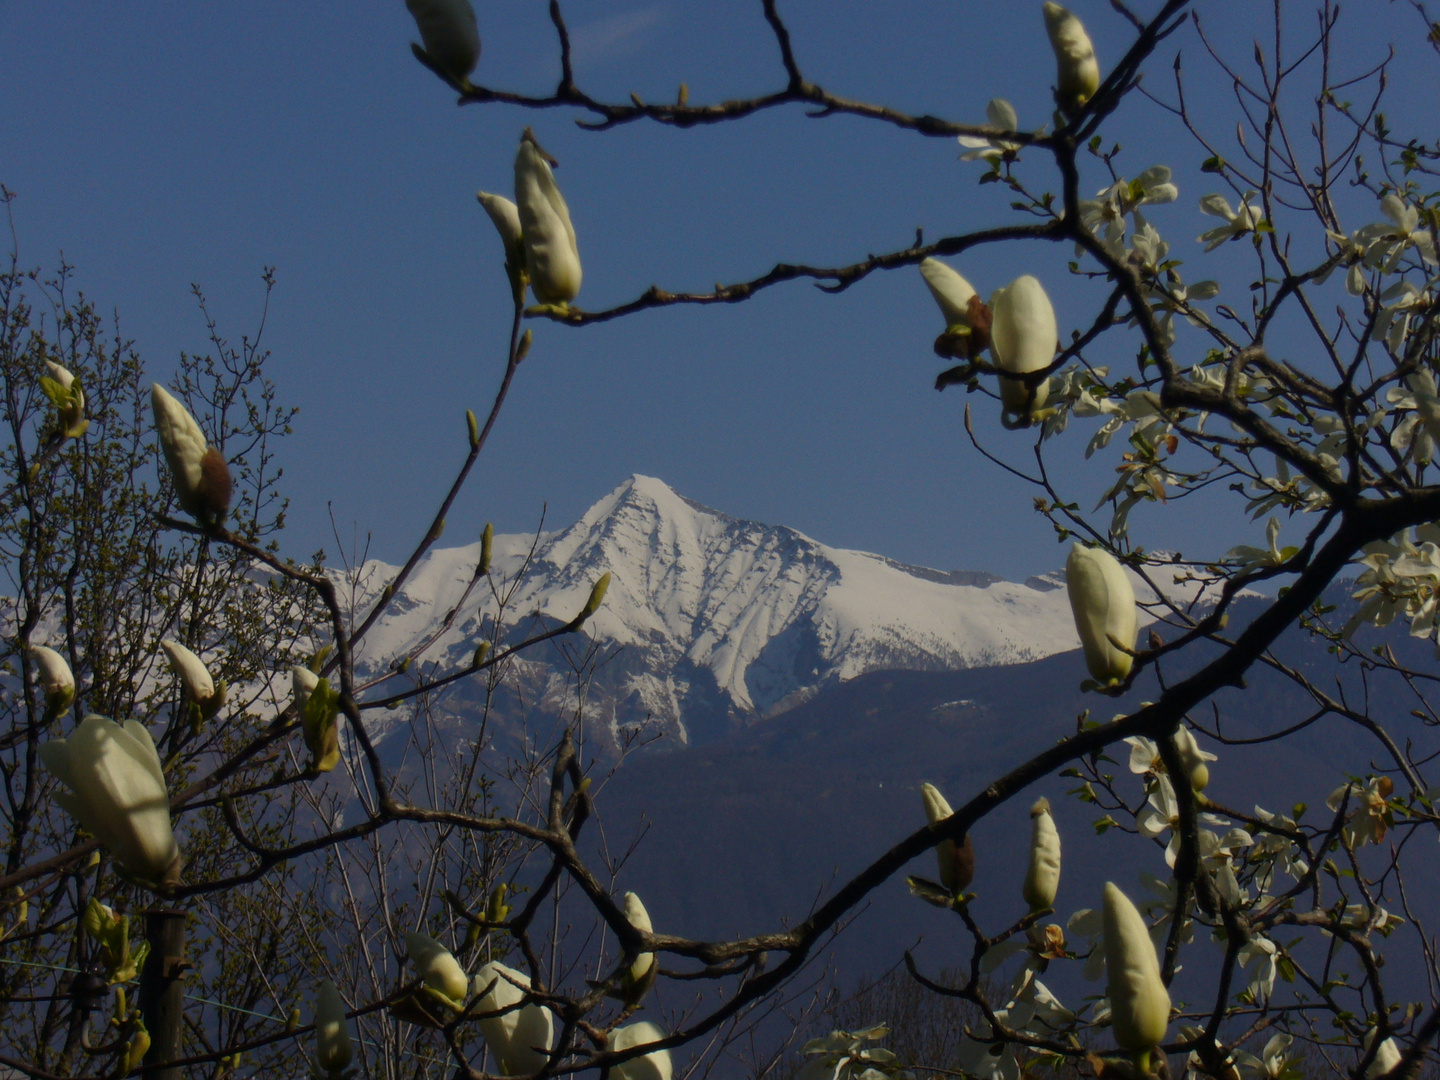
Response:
920,258,979,328
1065,543,1138,685
623,891,655,984
160,640,216,705
515,129,582,305
403,930,469,1006
406,0,480,84
610,1021,673,1080
151,385,230,524
1043,2,1101,115
42,362,88,440
1173,727,1217,792
1023,797,1061,911
313,979,352,1074
473,961,554,1076
30,645,75,713
1365,1034,1403,1078
477,192,525,267
921,782,973,896
988,275,1057,422
1102,882,1170,1051
39,716,180,890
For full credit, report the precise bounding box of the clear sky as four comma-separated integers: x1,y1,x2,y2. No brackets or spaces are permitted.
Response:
1,1,1434,581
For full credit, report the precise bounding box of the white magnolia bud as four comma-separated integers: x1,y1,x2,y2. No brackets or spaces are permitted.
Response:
919,258,979,329
477,192,525,267
1365,1033,1403,1078
1102,882,1170,1051
151,384,231,524
920,782,972,896
313,978,352,1075
610,1021,673,1080
473,961,554,1076
292,665,319,710
30,645,75,713
406,0,480,84
515,130,582,305
623,891,656,983
43,361,88,440
1065,543,1138,685
1172,727,1217,791
1023,797,1061,912
160,640,216,705
39,716,181,890
403,930,468,1006
988,275,1057,422
1043,3,1100,114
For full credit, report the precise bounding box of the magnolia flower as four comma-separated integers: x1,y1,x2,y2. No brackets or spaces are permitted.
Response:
1387,370,1440,465
1327,776,1394,847
1237,935,1277,1002
1172,727,1217,791
921,782,975,897
294,666,341,773
160,639,225,718
404,930,468,1006
474,961,553,1076
958,98,1023,164
39,715,180,890
1043,3,1100,116
1102,882,1170,1053
514,129,581,305
151,384,231,525
797,1025,911,1080
622,891,657,992
920,258,989,360
1364,1032,1404,1079
313,979,352,1076
476,191,525,270
1022,797,1061,912
1078,167,1179,257
1354,193,1438,270
988,275,1058,424
1065,543,1138,685
610,1021,673,1080
1198,192,1263,250
40,361,88,441
406,0,480,85
1225,516,1296,576
1250,806,1308,888
30,644,75,715
1230,1032,1292,1080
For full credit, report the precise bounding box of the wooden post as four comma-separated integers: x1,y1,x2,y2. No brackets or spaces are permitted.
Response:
139,909,186,1080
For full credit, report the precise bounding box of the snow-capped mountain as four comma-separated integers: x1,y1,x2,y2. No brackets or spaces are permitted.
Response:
349,475,1179,750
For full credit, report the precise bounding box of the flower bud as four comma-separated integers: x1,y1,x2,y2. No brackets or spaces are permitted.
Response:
515,129,582,305
479,522,494,575
125,1022,151,1074
160,640,225,717
473,961,554,1076
1065,543,1138,685
1365,1033,1403,1078
151,385,231,525
40,362,88,440
39,715,181,891
30,644,75,715
920,782,974,897
569,572,611,629
988,275,1057,423
1023,797,1062,912
610,1021,673,1080
623,891,656,993
403,929,469,1006
313,978,352,1075
1043,3,1100,116
406,0,480,86
1172,727,1216,792
294,666,341,773
1102,882,1170,1052
920,258,991,360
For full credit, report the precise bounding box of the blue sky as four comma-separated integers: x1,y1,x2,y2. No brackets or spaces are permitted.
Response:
1,1,1433,580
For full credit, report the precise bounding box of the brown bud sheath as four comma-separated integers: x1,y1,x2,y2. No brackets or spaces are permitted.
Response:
196,448,232,524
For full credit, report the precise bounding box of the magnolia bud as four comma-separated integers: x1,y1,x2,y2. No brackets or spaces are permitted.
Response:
406,0,480,85
988,275,1057,423
515,129,582,305
1172,727,1217,791
1043,2,1100,116
1365,1033,1403,1079
477,191,525,269
1102,882,1170,1052
610,1021,673,1080
30,644,75,716
313,979,352,1075
39,716,181,891
160,640,224,716
1023,797,1062,912
40,362,88,440
920,782,974,897
151,385,231,525
479,522,493,575
1065,543,1138,686
920,258,992,361
403,929,469,1006
473,961,554,1076
623,891,656,991
569,573,611,629
125,1022,151,1073
466,409,480,449
294,666,340,773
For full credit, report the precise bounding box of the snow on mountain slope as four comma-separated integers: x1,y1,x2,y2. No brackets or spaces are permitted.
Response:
350,475,1189,749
